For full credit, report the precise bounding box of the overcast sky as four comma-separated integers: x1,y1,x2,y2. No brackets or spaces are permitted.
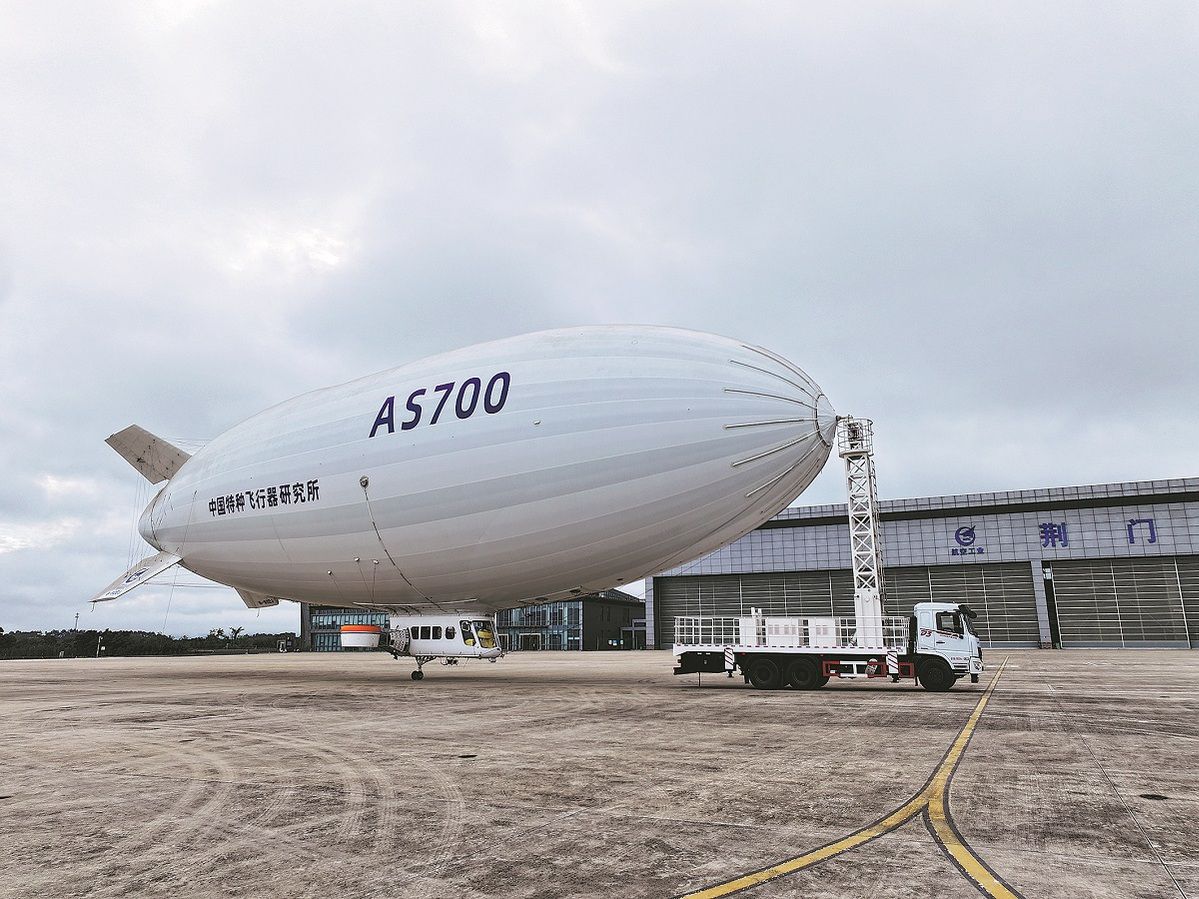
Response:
1,2,1196,637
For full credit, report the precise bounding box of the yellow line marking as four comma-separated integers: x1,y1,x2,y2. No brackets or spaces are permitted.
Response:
678,660,1011,899
925,663,1022,899
927,795,1020,899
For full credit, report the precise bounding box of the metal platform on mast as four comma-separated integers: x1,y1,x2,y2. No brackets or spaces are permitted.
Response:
838,416,886,646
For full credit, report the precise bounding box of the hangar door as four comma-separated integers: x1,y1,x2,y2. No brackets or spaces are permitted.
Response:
1180,556,1199,647
1050,557,1192,647
653,571,854,646
884,563,1040,647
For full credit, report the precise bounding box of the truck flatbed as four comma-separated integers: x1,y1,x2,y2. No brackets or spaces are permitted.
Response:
672,604,984,691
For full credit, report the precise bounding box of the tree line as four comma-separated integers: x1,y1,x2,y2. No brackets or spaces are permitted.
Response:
0,627,298,659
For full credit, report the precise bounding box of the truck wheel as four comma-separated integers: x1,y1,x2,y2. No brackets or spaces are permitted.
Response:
918,659,953,692
747,658,782,690
785,658,823,690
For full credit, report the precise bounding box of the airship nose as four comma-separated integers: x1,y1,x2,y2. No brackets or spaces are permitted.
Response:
816,393,837,447
720,341,837,505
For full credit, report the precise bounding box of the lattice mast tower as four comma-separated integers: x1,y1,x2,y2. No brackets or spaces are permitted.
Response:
838,416,886,646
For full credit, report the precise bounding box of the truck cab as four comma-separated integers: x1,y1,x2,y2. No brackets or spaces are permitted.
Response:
911,601,984,689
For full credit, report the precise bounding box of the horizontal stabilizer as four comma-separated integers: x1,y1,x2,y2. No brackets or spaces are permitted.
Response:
106,425,191,484
91,550,182,603
236,589,283,609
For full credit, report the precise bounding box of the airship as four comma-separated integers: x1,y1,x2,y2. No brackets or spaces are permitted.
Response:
94,326,837,639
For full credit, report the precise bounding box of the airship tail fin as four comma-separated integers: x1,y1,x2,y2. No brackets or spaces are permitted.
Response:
90,549,182,604
105,425,191,484
236,588,283,609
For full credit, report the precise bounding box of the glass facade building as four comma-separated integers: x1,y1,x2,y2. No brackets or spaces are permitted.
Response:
304,606,391,652
496,599,582,651
495,589,645,651
299,590,645,652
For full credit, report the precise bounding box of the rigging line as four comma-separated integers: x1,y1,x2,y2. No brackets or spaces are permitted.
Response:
352,556,374,597
162,564,181,633
126,474,143,570
359,478,449,611
165,582,234,593
326,568,349,605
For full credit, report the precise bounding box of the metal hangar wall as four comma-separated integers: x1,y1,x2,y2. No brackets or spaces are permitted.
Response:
647,478,1199,650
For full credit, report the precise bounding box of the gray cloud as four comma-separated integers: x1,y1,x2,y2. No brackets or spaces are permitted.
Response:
1,2,1195,634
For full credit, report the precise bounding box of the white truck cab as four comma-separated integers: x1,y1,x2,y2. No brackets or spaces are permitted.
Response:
913,601,985,686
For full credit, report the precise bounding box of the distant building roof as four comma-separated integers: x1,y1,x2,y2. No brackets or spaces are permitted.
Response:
762,477,1199,529
581,588,645,607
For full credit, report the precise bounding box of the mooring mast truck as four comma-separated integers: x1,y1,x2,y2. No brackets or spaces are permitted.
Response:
672,601,984,691
671,417,985,692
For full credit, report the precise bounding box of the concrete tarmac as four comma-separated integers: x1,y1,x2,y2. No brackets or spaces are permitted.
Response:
0,650,1195,898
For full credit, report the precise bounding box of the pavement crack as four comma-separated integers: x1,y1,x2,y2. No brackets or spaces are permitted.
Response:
1044,682,1189,899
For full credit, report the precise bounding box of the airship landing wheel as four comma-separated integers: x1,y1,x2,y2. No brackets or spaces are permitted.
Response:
411,670,424,681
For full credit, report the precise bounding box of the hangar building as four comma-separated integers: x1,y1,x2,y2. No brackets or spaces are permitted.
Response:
646,478,1199,650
